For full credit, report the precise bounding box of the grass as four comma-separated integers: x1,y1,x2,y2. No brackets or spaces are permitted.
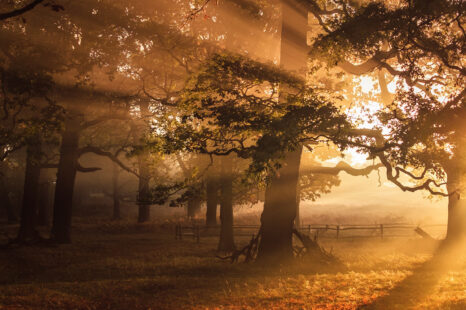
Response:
0,219,465,309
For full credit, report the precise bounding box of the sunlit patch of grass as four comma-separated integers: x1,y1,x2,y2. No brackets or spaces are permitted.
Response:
1,219,464,309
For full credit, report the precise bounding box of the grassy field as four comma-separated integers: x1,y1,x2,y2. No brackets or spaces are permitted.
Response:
0,219,465,310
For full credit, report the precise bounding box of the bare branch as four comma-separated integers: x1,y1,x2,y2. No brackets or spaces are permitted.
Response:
78,146,139,178
80,114,130,129
76,162,101,173
303,161,383,176
337,50,397,75
0,0,44,21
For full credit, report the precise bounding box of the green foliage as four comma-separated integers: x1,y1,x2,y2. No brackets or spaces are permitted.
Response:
311,0,465,189
164,53,349,175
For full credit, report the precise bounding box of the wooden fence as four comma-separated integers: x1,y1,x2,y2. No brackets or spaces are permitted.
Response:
174,223,447,243
297,223,446,240
175,224,201,242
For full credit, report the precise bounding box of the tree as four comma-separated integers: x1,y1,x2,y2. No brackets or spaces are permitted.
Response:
308,0,465,242
165,50,349,260
1,0,154,242
257,0,309,262
0,26,64,241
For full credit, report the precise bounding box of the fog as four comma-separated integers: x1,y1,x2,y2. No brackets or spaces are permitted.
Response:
1,0,464,309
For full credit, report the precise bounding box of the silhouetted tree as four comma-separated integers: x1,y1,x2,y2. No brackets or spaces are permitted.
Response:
308,0,465,243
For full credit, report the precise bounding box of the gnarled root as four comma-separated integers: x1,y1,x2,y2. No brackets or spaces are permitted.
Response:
217,228,262,263
292,228,341,265
218,227,341,265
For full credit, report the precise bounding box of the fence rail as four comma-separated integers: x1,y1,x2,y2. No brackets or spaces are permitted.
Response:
174,222,447,243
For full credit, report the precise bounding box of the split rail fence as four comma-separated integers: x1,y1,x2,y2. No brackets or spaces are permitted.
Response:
174,223,446,243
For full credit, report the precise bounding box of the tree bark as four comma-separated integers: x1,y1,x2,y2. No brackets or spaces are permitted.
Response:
50,118,80,243
218,157,235,252
256,0,307,263
137,151,151,223
135,101,152,223
112,162,121,220
17,140,42,241
37,181,51,226
295,185,301,229
206,175,219,227
187,192,202,219
445,168,466,242
258,148,302,261
0,177,17,223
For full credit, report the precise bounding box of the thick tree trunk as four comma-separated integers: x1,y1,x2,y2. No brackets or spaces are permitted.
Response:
295,185,301,229
50,119,80,243
445,168,466,242
37,181,51,226
17,140,42,241
0,178,17,223
137,151,151,223
138,204,150,223
136,101,152,223
206,176,219,227
5,197,17,223
4,192,17,223
257,0,307,262
218,158,235,252
112,162,121,220
258,148,302,261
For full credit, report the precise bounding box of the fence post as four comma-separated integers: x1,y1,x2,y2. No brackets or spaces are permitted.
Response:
308,224,311,235
179,225,183,240
196,225,200,243
337,225,340,240
380,224,384,240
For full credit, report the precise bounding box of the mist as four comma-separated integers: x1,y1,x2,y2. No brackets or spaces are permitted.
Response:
1,0,465,309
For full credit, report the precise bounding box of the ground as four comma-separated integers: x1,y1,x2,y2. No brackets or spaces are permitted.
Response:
0,219,465,310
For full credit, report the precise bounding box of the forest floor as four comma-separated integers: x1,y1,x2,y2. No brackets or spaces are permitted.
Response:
1,219,466,310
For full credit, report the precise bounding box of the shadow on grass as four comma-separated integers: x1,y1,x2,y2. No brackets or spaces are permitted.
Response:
158,256,347,279
359,243,465,310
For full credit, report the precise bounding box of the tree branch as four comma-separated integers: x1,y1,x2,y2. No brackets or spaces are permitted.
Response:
80,114,130,129
303,161,383,176
76,162,102,173
337,50,397,75
78,146,139,178
0,0,44,21
343,128,448,196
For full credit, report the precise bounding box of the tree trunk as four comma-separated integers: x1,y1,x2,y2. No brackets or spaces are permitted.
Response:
37,181,51,226
112,162,121,220
17,140,42,241
206,176,218,227
218,158,235,252
4,192,17,223
136,101,152,223
257,0,307,263
445,168,466,242
187,193,202,219
295,185,301,229
50,118,80,243
0,177,17,223
258,148,302,261
137,151,151,223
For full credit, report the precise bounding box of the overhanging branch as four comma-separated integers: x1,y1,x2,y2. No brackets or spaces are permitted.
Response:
78,146,139,178
0,0,44,21
303,161,383,176
76,162,101,173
